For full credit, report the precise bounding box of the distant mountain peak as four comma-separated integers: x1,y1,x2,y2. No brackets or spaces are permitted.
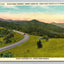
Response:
30,19,39,22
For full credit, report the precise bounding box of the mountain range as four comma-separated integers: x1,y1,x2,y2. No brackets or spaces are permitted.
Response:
0,18,64,38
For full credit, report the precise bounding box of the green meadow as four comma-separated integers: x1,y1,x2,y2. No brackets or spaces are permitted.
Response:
1,34,64,57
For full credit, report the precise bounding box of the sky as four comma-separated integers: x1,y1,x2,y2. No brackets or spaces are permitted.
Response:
0,5,64,23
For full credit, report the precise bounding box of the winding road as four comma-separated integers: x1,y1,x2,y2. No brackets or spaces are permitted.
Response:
0,30,30,52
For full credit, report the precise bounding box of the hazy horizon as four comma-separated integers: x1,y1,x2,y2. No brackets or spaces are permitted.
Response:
0,5,64,23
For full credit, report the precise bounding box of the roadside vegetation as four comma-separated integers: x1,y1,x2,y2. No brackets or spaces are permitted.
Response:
0,27,23,47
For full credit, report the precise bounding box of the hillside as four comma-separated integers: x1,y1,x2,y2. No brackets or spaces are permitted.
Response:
52,22,64,28
0,19,64,38
0,27,23,47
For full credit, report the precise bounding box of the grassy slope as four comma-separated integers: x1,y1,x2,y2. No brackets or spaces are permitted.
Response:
1,35,64,57
0,32,23,47
0,27,4,29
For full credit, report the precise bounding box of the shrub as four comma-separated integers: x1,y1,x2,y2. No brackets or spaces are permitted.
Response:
0,52,14,57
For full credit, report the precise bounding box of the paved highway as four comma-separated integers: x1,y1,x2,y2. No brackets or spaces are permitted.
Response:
0,30,30,52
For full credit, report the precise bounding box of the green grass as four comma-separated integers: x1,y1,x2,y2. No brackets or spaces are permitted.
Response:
1,34,64,57
0,27,4,29
0,32,23,47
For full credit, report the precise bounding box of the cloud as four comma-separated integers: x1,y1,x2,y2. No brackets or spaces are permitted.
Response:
31,5,37,8
2,5,18,10
31,5,50,9
39,5,50,9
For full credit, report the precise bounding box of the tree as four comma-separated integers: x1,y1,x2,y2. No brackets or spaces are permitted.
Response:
37,40,42,48
3,31,14,44
38,36,49,42
43,35,49,42
4,36,12,44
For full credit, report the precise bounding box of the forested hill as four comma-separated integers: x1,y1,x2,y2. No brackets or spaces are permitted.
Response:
0,19,64,38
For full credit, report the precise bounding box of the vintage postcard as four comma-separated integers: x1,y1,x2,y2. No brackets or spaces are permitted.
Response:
0,2,64,61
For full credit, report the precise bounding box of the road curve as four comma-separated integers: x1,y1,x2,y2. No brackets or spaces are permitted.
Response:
0,30,30,52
